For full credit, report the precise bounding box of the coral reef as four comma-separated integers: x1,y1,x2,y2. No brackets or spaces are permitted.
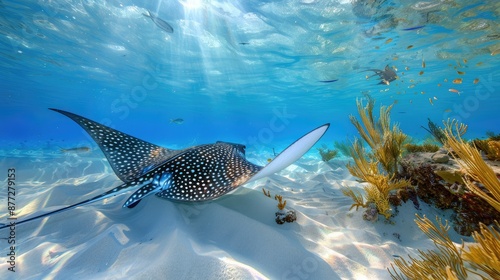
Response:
400,154,500,235
443,120,500,212
390,120,500,279
317,144,339,162
400,160,461,210
431,151,449,163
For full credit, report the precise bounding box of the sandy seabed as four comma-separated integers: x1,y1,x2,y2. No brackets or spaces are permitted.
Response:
0,151,474,280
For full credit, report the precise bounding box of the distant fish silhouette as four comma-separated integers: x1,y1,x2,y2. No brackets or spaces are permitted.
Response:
60,146,91,153
319,79,339,83
170,118,184,124
143,9,173,33
0,109,329,229
402,25,425,31
361,65,398,85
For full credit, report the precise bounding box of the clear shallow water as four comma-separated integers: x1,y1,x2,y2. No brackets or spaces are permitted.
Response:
0,2,498,278
1,0,499,153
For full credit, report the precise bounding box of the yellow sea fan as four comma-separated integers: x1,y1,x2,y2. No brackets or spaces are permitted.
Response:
364,185,391,219
443,121,500,212
341,187,366,211
388,215,468,279
462,221,500,279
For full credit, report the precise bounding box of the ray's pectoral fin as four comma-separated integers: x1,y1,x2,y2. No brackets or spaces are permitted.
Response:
49,108,178,183
247,123,329,183
122,172,173,208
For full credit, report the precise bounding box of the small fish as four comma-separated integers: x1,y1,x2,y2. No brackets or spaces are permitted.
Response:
449,88,461,95
267,158,272,163
473,78,480,84
361,65,398,85
385,38,393,44
463,59,468,64
444,109,452,113
402,25,425,31
407,45,413,49
319,79,338,83
419,71,424,75
239,42,250,45
60,146,91,153
405,66,409,71
453,78,463,84
437,83,441,87
408,84,415,88
457,71,465,75
433,96,437,100
170,118,184,124
429,98,433,105
444,78,448,82
143,10,174,33
422,60,426,68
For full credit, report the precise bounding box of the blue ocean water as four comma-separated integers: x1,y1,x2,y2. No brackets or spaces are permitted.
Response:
1,0,499,154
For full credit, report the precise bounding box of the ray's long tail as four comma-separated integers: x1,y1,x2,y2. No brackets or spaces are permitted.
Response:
0,181,135,230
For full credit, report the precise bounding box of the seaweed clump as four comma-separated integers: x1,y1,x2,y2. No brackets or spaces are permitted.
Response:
421,118,447,145
262,188,296,224
486,130,500,141
404,143,440,153
342,97,410,220
317,144,339,162
471,139,500,161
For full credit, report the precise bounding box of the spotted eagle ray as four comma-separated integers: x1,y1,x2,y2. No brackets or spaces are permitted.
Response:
0,109,329,229
361,65,398,85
